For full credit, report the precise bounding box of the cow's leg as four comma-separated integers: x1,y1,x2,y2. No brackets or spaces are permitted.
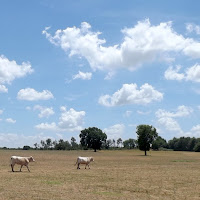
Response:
88,164,90,169
20,165,23,172
77,163,80,169
85,164,87,169
11,164,14,172
26,165,30,172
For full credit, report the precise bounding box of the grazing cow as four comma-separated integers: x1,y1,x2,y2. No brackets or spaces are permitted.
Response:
10,156,35,172
75,156,94,169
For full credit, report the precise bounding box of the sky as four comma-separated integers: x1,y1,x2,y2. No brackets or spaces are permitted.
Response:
1,0,200,148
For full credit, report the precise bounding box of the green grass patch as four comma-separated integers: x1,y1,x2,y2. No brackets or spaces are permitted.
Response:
172,160,196,162
43,180,62,185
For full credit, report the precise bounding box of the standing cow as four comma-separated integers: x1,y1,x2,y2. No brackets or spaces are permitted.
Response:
10,156,35,172
75,156,94,169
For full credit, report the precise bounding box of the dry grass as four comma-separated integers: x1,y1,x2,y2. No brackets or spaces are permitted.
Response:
0,149,200,200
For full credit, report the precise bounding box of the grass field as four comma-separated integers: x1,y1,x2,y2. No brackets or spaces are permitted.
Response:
0,149,200,200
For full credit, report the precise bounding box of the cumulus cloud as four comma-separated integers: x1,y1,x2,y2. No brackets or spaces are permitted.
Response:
185,64,200,82
191,124,200,132
155,105,193,135
0,85,8,93
98,83,163,107
72,71,92,80
35,122,57,131
0,55,33,91
164,66,185,81
165,64,200,82
17,88,54,101
103,124,125,139
6,118,16,124
156,105,193,118
186,23,200,35
33,105,55,118
0,110,3,115
43,19,200,73
157,117,183,133
35,106,85,132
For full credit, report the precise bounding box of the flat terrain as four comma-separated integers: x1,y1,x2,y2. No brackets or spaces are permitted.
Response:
0,150,200,200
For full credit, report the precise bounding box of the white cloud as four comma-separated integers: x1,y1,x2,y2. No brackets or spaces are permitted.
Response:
0,132,56,148
0,85,8,93
0,55,33,89
6,118,16,124
164,66,185,81
43,19,200,73
35,107,85,132
26,106,31,110
103,124,125,139
72,71,92,80
185,64,200,82
98,83,163,107
34,105,55,118
156,105,193,118
157,117,183,133
185,124,200,138
165,64,200,83
186,23,200,35
35,122,57,131
155,105,193,135
137,110,151,115
58,107,85,131
191,124,200,132
124,110,132,117
0,110,3,115
17,88,54,101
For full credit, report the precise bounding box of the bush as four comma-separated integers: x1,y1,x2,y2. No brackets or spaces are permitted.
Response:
194,142,200,152
23,145,31,150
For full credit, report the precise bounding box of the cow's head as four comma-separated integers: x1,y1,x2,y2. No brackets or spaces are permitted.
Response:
90,157,94,162
29,156,35,162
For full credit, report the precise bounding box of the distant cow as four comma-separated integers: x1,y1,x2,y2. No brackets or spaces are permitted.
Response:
10,156,35,172
75,156,94,169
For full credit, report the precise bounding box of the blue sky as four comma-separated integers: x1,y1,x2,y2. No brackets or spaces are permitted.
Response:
1,0,200,147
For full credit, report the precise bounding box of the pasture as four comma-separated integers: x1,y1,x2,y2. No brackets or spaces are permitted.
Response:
0,150,200,200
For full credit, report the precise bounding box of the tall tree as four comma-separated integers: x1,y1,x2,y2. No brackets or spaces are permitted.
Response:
80,127,107,152
117,138,123,147
71,137,78,150
136,125,158,156
152,136,168,150
46,138,52,149
123,138,135,149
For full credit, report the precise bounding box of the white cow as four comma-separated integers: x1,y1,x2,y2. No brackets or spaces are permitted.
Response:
10,156,35,172
75,156,94,169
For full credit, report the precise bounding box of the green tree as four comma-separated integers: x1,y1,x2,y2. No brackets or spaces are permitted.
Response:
40,140,46,149
193,142,200,152
46,138,52,149
117,138,123,148
23,145,31,150
71,137,78,150
80,127,107,152
152,136,168,150
136,124,158,156
123,138,135,149
33,143,39,150
105,139,112,149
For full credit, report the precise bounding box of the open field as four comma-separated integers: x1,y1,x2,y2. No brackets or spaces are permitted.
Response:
0,150,200,200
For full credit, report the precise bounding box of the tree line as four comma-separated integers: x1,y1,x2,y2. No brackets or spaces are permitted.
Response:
2,125,200,155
